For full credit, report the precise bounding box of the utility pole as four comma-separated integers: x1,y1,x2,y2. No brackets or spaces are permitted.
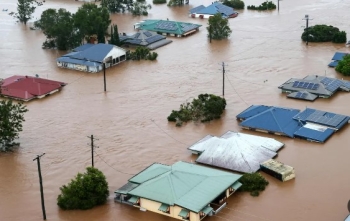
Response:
33,153,46,220
103,63,106,92
302,15,313,46
87,135,98,167
222,62,225,97
277,0,280,11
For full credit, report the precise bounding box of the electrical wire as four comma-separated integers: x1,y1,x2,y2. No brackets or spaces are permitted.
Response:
150,118,188,146
94,151,135,175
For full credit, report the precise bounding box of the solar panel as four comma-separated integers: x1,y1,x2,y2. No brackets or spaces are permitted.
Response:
145,35,164,44
321,77,333,86
143,31,152,37
134,33,141,39
312,84,319,90
343,81,350,89
181,24,199,33
301,93,307,98
302,83,309,88
307,83,314,89
305,110,347,127
292,81,299,87
298,82,304,88
325,80,342,92
156,21,177,31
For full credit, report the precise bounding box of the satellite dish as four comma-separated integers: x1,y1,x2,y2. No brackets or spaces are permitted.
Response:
347,200,350,213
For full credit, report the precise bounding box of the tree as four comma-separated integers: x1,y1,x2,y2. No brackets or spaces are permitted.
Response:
167,0,188,6
101,0,134,13
57,167,109,210
238,173,269,197
109,24,121,46
167,94,226,126
301,25,347,43
34,8,80,50
130,0,152,16
222,0,245,10
335,55,350,76
73,3,111,43
0,100,28,152
247,1,276,10
127,46,158,60
12,0,43,25
207,13,232,40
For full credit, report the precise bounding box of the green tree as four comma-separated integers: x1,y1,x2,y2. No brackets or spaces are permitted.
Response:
335,55,350,76
101,0,134,13
73,3,111,43
222,0,245,10
12,0,43,25
247,1,276,10
207,13,232,40
127,46,158,60
153,0,166,4
131,0,152,16
109,24,121,46
238,173,269,197
34,8,80,50
301,25,347,43
0,100,28,152
167,0,188,6
167,94,226,126
333,31,347,43
57,167,109,210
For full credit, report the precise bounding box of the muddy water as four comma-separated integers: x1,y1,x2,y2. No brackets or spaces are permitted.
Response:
1,0,350,220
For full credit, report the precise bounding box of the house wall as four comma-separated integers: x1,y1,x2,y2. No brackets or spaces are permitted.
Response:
140,198,200,221
189,14,213,19
106,47,127,61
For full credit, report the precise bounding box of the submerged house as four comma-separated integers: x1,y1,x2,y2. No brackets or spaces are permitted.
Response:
134,20,202,37
56,43,127,73
260,159,295,182
189,2,239,19
0,75,66,101
188,131,284,173
328,52,349,67
119,30,172,50
278,75,350,100
115,161,242,221
236,105,350,143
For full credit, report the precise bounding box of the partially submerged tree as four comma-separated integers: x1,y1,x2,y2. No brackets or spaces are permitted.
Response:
0,100,28,152
128,46,158,60
12,0,43,25
335,54,350,76
247,1,276,10
207,13,232,40
167,0,188,7
301,25,347,43
102,0,151,15
238,173,269,197
130,0,152,16
57,167,109,210
222,0,245,10
167,94,226,126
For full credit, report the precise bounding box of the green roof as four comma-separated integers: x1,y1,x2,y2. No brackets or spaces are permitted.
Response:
201,205,213,215
128,196,139,204
127,161,242,213
158,203,169,212
136,19,202,35
178,208,189,218
232,181,242,190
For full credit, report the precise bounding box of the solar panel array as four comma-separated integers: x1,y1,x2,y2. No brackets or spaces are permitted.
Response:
216,4,234,16
155,21,177,31
306,110,347,127
292,81,320,90
127,39,142,45
134,33,141,39
343,81,350,89
320,77,333,86
325,79,343,92
145,35,164,44
143,31,153,37
181,24,199,32
295,92,308,99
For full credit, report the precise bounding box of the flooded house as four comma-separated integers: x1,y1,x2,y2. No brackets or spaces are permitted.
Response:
119,30,173,50
189,2,239,19
115,161,242,221
260,159,295,182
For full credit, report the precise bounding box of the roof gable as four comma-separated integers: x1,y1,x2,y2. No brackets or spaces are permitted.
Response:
69,43,114,62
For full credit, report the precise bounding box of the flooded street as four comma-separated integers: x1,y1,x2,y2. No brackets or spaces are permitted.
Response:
1,0,350,220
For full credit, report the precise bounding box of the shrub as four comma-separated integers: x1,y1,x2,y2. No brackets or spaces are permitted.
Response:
333,31,347,43
57,167,109,210
127,46,158,61
222,0,245,10
238,173,269,197
335,54,350,76
247,1,276,10
153,0,166,4
301,25,347,43
167,94,226,126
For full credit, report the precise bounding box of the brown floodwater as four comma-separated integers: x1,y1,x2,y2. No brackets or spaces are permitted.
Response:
1,0,350,220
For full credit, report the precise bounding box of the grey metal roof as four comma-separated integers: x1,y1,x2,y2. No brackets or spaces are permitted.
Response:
114,182,139,194
188,131,284,173
124,161,242,213
287,90,318,101
119,30,172,49
278,75,350,99
69,43,114,62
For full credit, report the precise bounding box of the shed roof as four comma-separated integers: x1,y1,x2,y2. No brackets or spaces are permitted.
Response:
189,2,238,17
135,20,201,35
238,106,302,137
121,161,241,213
188,131,284,173
1,75,66,101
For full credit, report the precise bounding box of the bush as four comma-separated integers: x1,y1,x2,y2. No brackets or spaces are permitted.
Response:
247,1,276,10
127,46,158,61
57,167,109,210
238,173,269,197
153,0,166,4
335,54,350,76
222,0,245,10
301,25,347,43
167,94,226,126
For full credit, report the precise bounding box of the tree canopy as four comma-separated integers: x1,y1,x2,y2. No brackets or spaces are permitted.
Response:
207,13,232,40
34,3,111,50
335,55,350,76
12,0,43,25
101,0,151,16
301,25,347,43
57,167,109,210
222,0,245,10
238,173,269,197
167,0,188,6
0,99,28,152
167,94,226,126
247,1,276,10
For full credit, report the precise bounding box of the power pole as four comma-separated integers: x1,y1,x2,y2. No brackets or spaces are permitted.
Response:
302,15,313,46
103,63,106,92
33,153,46,220
222,62,225,97
87,135,98,167
277,0,280,11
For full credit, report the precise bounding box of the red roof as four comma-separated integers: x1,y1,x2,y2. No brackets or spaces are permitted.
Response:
1,75,66,101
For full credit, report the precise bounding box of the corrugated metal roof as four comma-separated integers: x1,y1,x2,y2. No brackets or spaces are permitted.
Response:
287,90,318,101
328,61,338,67
136,19,201,35
57,57,100,66
126,161,241,213
189,5,206,14
239,106,302,137
189,2,237,17
119,30,170,49
236,105,271,120
69,43,114,62
73,43,95,52
188,131,284,173
114,182,139,194
331,52,348,61
293,126,334,143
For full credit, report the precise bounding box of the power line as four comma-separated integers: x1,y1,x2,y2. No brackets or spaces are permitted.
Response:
93,151,135,175
150,119,188,146
225,74,250,106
